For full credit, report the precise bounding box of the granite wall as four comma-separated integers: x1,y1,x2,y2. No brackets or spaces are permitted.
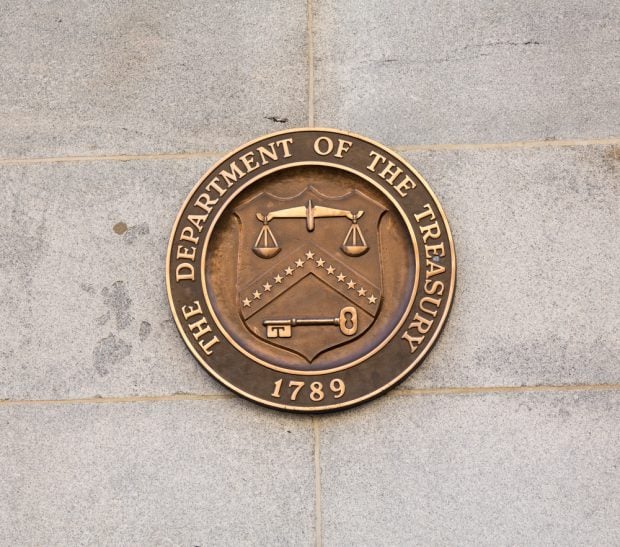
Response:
1,1,618,545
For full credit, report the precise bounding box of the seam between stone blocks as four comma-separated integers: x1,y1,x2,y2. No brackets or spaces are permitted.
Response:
0,137,618,166
312,416,323,547
392,383,620,397
393,137,620,153
1,383,618,407
307,0,315,128
0,393,235,406
307,4,322,544
0,150,223,165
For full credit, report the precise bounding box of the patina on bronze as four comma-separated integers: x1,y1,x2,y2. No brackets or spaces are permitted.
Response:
166,129,455,412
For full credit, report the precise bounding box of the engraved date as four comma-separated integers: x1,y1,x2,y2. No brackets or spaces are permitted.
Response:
271,379,345,401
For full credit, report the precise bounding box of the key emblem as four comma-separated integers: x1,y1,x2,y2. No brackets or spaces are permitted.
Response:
264,306,358,338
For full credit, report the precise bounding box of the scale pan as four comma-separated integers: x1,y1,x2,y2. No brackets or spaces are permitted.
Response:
253,246,281,259
341,244,368,257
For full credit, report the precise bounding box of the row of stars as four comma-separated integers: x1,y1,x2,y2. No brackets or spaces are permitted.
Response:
242,250,378,307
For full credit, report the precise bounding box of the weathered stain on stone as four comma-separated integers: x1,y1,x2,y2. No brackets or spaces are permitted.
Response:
139,321,152,341
95,311,111,326
264,116,289,123
123,223,149,244
1,192,47,295
580,145,619,179
101,281,134,330
113,222,128,235
604,145,620,172
463,40,542,50
79,283,96,295
92,333,131,376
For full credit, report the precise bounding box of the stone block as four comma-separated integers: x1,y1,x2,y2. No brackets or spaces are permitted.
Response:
0,399,315,545
398,144,619,389
0,158,223,400
319,389,620,545
0,0,308,158
314,0,620,145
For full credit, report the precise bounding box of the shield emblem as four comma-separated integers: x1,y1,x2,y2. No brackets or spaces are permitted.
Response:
234,186,386,362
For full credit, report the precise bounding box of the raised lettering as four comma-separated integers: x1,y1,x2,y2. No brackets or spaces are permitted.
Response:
199,335,220,355
419,296,441,317
334,139,353,158
180,226,199,245
276,138,293,157
414,203,436,223
420,221,441,243
194,192,218,214
206,178,227,197
240,151,259,173
257,143,279,164
175,263,195,282
402,331,424,353
426,259,446,278
314,136,334,156
379,161,403,184
188,316,212,340
424,279,445,296
219,161,245,186
425,242,445,258
408,313,434,335
393,174,416,197
182,300,203,320
176,245,196,261
188,214,208,232
367,150,386,172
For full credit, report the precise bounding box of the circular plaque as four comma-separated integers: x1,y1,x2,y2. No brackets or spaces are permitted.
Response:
166,128,455,412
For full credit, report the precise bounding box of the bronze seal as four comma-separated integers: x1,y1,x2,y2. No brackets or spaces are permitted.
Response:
166,129,455,412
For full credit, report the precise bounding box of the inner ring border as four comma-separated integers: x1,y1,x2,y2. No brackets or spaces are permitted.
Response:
200,160,419,374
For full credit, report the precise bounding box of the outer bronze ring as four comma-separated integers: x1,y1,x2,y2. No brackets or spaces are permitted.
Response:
166,128,456,412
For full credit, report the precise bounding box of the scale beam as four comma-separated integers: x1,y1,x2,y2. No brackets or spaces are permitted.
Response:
256,200,364,231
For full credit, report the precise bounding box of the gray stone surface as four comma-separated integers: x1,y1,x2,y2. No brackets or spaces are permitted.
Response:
2,1,619,544
319,389,620,545
0,158,226,400
399,144,620,389
313,0,620,146
0,398,315,546
0,1,307,158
